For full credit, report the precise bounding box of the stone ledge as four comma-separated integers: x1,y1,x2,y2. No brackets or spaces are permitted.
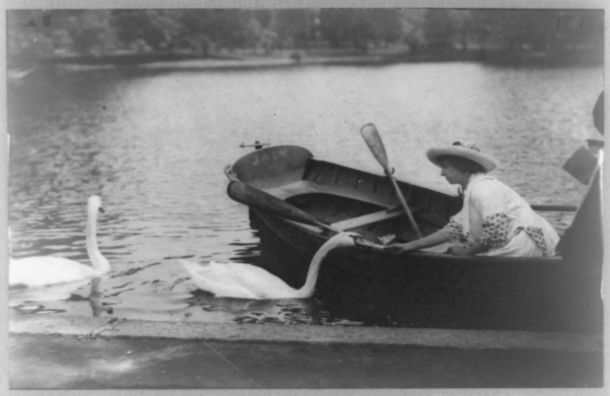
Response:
9,313,602,353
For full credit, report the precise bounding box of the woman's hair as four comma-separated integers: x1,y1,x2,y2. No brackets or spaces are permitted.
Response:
436,155,486,174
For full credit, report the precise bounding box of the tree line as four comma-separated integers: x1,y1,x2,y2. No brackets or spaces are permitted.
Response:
7,8,603,64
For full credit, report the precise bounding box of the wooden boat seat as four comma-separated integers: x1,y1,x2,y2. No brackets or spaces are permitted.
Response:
265,180,397,208
266,181,430,232
331,206,405,230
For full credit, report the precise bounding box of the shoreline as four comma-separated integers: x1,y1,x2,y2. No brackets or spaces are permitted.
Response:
12,48,603,74
9,313,602,352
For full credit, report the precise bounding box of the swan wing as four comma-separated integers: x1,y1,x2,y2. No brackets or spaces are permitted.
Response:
180,260,262,299
180,260,296,299
221,262,297,298
10,257,95,287
10,277,93,301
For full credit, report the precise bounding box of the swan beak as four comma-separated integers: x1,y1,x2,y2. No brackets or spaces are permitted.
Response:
99,207,105,214
351,235,384,251
351,234,369,247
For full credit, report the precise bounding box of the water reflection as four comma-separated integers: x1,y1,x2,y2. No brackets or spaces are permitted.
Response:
183,289,363,326
89,278,113,317
10,276,111,317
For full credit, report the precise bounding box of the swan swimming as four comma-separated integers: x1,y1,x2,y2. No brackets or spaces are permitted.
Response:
9,195,110,288
181,232,360,299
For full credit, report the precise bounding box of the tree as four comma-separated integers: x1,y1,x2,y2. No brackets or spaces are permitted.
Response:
274,9,317,49
194,10,250,50
67,10,116,55
7,10,116,60
422,9,458,51
468,10,563,51
112,10,183,52
368,9,404,44
318,9,352,48
318,9,404,51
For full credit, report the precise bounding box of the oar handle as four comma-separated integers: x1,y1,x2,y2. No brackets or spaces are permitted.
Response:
530,204,577,212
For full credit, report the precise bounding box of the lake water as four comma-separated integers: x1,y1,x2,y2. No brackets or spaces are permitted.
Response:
8,61,603,326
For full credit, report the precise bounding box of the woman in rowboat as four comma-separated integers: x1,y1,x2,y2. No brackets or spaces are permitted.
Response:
385,142,560,257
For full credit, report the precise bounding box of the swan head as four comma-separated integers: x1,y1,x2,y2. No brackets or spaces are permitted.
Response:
88,195,104,214
347,232,384,250
332,231,362,247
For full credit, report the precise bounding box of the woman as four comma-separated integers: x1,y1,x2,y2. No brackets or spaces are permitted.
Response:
386,142,559,257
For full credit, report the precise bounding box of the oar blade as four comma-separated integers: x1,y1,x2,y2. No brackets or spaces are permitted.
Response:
360,123,391,171
562,145,599,185
359,123,423,238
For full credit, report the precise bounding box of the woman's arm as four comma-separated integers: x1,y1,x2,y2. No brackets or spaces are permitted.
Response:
447,241,487,256
384,230,450,254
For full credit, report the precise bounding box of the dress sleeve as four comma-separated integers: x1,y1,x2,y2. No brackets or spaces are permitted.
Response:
470,180,513,248
440,210,466,241
481,213,512,248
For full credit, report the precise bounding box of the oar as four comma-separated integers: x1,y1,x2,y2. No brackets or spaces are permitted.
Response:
360,123,423,238
530,204,577,212
227,180,340,234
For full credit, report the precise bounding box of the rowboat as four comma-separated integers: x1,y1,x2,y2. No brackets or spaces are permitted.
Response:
224,144,603,333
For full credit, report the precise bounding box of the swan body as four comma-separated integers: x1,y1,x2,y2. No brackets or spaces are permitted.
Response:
181,232,358,300
10,257,100,287
9,195,110,288
10,276,94,302
181,260,300,299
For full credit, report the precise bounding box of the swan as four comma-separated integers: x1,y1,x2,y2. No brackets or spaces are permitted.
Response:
9,195,110,288
181,232,359,299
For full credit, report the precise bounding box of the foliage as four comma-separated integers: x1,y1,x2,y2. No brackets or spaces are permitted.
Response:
273,9,317,48
112,10,180,51
422,9,459,48
318,9,404,51
6,8,604,63
467,9,604,52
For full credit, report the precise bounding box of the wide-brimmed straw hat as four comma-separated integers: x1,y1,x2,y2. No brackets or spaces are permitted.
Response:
426,141,497,172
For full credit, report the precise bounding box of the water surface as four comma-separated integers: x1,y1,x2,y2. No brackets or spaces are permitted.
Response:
8,62,602,326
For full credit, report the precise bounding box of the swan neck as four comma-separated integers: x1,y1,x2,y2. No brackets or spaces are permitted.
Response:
86,208,109,275
295,234,351,298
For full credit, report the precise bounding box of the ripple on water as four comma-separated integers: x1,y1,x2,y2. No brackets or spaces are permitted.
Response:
8,63,603,327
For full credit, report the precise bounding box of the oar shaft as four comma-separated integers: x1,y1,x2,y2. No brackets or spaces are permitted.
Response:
360,123,423,238
227,181,340,234
530,204,577,212
387,173,422,238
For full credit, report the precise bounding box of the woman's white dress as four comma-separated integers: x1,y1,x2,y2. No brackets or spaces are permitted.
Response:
441,174,560,257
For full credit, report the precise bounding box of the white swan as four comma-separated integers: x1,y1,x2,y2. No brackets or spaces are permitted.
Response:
181,232,359,299
9,195,110,288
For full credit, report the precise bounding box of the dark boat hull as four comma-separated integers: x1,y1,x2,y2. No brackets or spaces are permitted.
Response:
250,209,600,332
227,145,603,332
